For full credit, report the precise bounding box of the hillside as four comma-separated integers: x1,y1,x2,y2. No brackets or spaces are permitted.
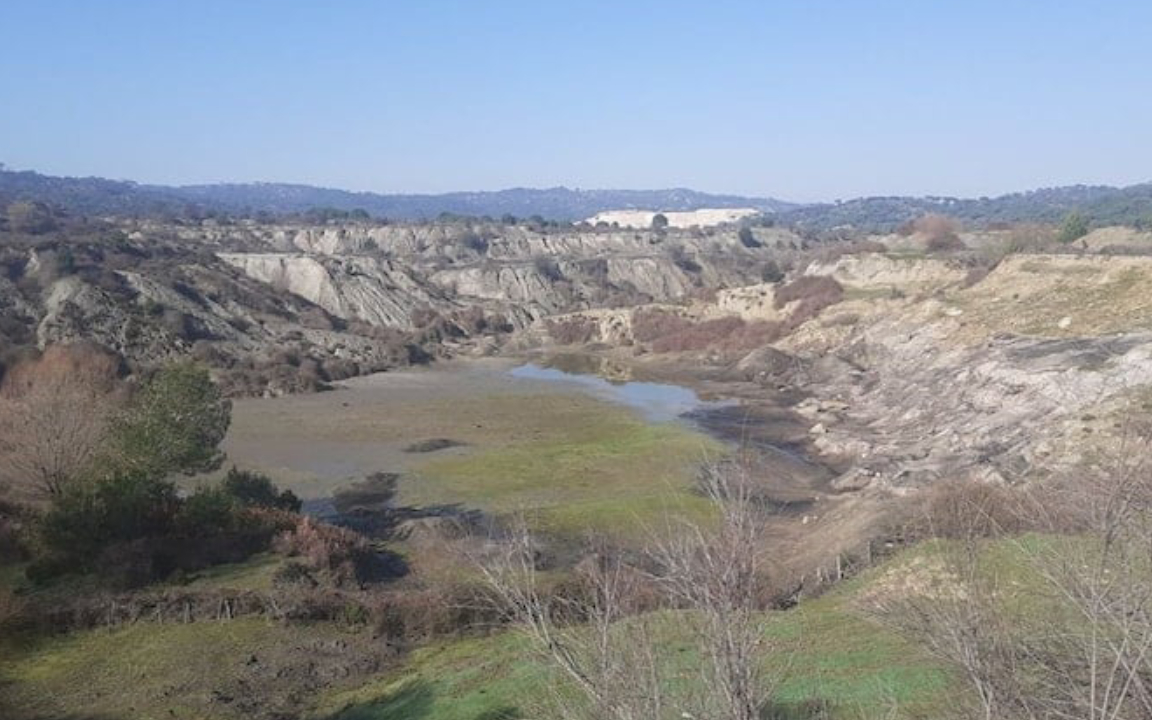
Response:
0,168,794,221
7,166,1152,229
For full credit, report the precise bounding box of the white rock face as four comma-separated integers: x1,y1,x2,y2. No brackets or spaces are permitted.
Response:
218,253,447,328
584,208,761,228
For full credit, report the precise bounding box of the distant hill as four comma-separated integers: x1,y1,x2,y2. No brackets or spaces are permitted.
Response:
776,184,1152,231
0,168,794,221
3,167,1152,229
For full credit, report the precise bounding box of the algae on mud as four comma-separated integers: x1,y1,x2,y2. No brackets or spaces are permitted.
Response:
220,359,727,539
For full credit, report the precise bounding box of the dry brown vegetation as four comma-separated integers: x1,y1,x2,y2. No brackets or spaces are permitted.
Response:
0,343,126,504
631,309,783,354
870,415,1152,720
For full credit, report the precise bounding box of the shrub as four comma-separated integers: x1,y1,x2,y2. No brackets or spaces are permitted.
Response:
774,275,845,329
533,255,564,281
773,275,843,309
38,472,180,566
546,316,599,345
1057,212,1090,244
760,259,784,283
738,227,762,248
909,213,961,246
631,308,693,343
221,467,302,511
926,232,966,252
175,485,237,535
273,516,378,587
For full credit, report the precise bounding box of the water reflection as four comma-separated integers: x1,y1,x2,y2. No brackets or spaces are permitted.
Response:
508,362,734,423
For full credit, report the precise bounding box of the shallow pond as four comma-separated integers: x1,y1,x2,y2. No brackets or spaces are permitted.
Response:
507,363,735,424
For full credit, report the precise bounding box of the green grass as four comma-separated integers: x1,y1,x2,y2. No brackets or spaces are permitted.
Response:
315,571,962,720
405,412,723,541
1,539,976,720
0,619,374,720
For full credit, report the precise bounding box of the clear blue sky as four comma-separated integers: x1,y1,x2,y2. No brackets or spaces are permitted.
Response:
2,1,1150,201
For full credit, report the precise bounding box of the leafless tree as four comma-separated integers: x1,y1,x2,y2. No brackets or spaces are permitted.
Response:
476,459,778,720
1016,410,1152,720
648,460,775,720
476,521,667,720
0,343,123,504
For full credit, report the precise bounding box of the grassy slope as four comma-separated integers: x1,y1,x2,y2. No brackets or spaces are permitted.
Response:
315,562,964,720
0,543,966,720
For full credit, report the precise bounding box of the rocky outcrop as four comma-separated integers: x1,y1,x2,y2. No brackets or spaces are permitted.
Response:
217,253,452,329
805,253,967,292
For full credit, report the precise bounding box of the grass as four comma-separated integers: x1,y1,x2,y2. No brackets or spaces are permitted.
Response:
952,255,1152,339
0,618,379,720
0,539,975,720
405,408,723,541
315,587,959,720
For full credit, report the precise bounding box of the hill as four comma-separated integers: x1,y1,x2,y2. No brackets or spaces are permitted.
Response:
0,168,794,221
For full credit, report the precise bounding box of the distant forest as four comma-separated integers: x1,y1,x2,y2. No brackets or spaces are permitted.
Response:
2,166,1151,231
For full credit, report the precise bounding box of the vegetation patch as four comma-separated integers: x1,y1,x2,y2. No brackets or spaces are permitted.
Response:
406,412,721,540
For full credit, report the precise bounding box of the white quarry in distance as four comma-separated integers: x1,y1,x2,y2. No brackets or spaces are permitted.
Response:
584,207,761,228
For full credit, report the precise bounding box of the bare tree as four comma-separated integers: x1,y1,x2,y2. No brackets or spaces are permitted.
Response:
1017,413,1152,720
476,459,777,720
0,343,123,504
649,460,775,720
476,522,666,720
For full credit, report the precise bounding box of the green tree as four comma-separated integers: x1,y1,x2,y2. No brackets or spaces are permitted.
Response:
109,362,231,477
1057,212,1089,244
651,213,670,230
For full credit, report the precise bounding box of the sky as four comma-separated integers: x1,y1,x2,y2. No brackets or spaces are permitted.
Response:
1,1,1150,202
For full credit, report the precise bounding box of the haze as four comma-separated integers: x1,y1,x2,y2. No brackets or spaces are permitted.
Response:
2,0,1151,200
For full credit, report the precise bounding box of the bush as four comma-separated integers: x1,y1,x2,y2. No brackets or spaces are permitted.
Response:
926,232,966,252
176,485,237,535
738,227,762,248
273,516,379,587
221,467,302,512
907,214,961,247
631,309,782,353
1057,212,1090,244
773,275,843,310
774,275,845,329
546,316,599,345
38,472,180,566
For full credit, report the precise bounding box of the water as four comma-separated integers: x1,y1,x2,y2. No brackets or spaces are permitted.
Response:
508,362,735,423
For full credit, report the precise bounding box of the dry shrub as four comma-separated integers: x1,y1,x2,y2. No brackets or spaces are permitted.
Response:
925,233,966,252
774,275,844,329
652,318,781,353
1004,222,1056,253
273,516,376,587
896,213,961,242
631,309,781,354
631,308,693,343
907,479,1030,542
547,316,599,345
369,583,499,642
773,275,843,309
